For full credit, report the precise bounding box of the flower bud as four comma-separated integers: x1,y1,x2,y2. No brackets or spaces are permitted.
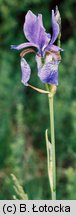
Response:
55,6,61,32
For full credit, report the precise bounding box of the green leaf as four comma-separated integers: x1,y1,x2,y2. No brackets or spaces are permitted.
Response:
45,129,53,192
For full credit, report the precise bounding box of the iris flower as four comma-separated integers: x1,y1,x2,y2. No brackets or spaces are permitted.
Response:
11,8,62,89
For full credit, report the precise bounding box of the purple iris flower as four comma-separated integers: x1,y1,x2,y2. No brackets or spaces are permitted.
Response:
11,9,61,86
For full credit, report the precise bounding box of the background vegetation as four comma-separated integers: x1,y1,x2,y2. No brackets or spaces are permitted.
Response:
0,0,76,199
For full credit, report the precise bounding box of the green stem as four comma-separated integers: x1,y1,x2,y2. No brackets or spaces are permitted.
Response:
48,94,56,200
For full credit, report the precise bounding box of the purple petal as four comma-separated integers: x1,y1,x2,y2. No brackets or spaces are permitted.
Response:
51,44,63,51
11,42,38,50
23,10,37,42
45,44,63,52
38,14,45,30
23,10,50,54
21,58,31,86
38,61,59,85
50,10,59,45
36,54,60,85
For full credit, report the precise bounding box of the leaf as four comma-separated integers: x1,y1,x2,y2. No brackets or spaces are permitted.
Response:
45,129,53,192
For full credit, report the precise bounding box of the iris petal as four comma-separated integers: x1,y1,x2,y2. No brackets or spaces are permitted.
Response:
11,42,38,50
21,58,31,86
38,62,58,85
46,44,62,52
23,10,50,54
50,10,59,45
38,14,45,30
36,55,60,85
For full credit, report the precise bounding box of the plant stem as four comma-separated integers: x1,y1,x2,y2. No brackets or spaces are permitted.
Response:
48,94,56,200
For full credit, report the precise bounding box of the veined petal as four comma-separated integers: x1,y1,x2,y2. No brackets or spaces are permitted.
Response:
51,44,63,51
38,61,59,85
11,42,38,50
21,58,31,86
38,14,51,39
36,54,60,85
46,44,62,52
38,28,50,55
23,10,37,43
38,14,45,30
50,10,59,45
23,10,50,54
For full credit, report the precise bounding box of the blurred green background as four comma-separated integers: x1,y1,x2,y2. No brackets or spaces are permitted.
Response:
0,0,76,200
